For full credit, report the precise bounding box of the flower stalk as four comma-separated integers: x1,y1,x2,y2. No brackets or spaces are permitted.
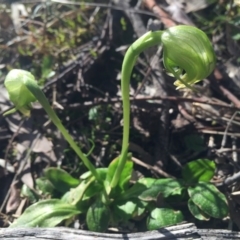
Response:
111,25,216,188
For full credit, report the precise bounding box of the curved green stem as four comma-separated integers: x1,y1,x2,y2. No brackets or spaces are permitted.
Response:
24,80,100,182
110,31,163,188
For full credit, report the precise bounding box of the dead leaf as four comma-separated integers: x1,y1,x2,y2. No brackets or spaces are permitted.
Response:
0,159,15,174
166,4,195,25
166,0,217,13
32,135,54,153
6,181,21,214
15,198,27,218
19,161,34,189
11,3,28,34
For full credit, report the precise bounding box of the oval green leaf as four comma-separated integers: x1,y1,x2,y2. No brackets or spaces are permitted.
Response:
139,179,184,201
86,199,110,232
188,182,228,219
63,178,95,205
120,178,156,200
80,168,108,181
188,199,210,221
113,200,137,221
44,167,80,193
147,208,184,230
182,159,215,183
36,177,55,195
21,184,39,203
10,199,80,227
107,156,133,190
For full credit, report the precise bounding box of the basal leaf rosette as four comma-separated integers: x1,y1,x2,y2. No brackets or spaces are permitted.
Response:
161,25,216,89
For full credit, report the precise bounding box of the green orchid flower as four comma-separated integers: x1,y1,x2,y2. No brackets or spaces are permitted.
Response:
161,25,216,89
4,69,37,116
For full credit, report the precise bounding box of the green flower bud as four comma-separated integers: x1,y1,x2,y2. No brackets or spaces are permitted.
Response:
161,25,216,89
4,69,37,116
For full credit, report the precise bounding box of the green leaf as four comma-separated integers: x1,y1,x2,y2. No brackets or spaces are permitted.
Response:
108,150,131,189
61,191,89,212
188,199,210,221
80,171,92,179
118,160,133,190
120,178,156,200
139,179,184,201
63,177,95,205
182,159,215,183
133,200,148,219
80,168,108,181
21,184,39,203
40,55,55,84
79,169,108,197
44,167,80,193
96,168,108,181
83,182,103,200
188,182,228,219
86,199,110,232
10,199,80,227
113,200,137,221
35,177,55,195
41,55,53,79
147,208,184,230
106,157,119,184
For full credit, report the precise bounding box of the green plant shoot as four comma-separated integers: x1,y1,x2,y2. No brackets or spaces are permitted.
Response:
111,25,216,188
4,69,100,182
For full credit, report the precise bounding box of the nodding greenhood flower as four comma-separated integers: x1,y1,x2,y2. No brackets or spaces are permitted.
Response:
4,69,37,116
161,25,216,89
